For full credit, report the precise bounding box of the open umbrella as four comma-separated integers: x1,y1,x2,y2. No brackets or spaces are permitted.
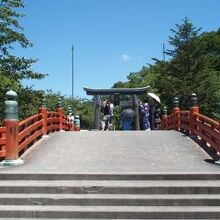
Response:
147,93,161,103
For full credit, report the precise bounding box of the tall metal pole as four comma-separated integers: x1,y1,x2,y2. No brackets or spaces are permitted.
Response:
71,45,74,100
162,42,165,61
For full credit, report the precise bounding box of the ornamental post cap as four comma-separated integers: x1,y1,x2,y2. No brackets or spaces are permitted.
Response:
67,105,72,113
6,90,17,100
40,95,46,108
190,93,198,107
57,97,62,108
162,106,167,115
172,97,179,108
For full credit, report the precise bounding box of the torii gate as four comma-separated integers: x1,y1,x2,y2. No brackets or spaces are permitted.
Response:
84,86,150,130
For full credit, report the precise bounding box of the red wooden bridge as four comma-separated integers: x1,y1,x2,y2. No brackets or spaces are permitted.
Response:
0,90,220,219
0,92,219,164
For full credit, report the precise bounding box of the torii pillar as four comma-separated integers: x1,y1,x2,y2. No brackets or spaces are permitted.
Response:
94,95,101,129
133,94,140,130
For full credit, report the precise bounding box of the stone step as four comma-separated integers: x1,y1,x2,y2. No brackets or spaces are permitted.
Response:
0,219,216,220
0,172,220,180
0,219,214,220
0,205,219,219
0,180,220,194
0,194,220,206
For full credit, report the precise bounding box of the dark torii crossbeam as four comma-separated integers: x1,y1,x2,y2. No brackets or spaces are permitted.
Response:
84,86,150,130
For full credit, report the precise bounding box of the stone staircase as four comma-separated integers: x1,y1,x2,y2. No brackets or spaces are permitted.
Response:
0,173,220,219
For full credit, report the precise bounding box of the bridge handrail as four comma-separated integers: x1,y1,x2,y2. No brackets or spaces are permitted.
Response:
18,113,43,153
161,95,220,155
46,111,60,133
63,115,74,131
0,106,78,163
194,112,220,153
179,111,190,133
0,127,6,158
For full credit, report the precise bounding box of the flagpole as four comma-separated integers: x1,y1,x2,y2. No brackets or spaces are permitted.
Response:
71,45,74,100
162,42,165,61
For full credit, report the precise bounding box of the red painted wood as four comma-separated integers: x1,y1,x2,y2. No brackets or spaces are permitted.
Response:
46,125,59,132
161,104,219,155
46,118,60,124
18,120,43,141
19,114,42,127
56,108,64,131
0,138,6,145
172,107,180,130
3,120,19,160
0,150,6,157
194,130,220,152
18,129,44,152
0,127,6,133
0,127,6,158
38,108,48,135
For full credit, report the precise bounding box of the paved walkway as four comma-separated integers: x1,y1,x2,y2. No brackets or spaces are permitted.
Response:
1,130,220,173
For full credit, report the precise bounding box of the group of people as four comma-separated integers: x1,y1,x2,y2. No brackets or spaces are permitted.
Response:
121,98,161,131
100,97,161,131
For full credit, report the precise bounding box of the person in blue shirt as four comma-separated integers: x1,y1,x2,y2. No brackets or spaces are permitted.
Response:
121,108,135,130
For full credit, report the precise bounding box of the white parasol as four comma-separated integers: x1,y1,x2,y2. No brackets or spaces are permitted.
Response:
147,93,161,103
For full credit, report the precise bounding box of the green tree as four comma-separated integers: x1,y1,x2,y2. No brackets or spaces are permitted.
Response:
0,0,45,80
0,0,46,122
42,90,95,129
151,19,220,116
111,18,220,118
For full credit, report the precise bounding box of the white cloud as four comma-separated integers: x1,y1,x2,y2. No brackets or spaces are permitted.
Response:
121,54,130,61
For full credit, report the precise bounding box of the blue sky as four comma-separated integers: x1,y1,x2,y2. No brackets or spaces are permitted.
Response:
18,0,220,99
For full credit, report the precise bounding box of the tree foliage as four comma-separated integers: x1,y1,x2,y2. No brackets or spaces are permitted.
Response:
0,0,46,80
113,18,220,118
42,91,95,129
0,0,46,122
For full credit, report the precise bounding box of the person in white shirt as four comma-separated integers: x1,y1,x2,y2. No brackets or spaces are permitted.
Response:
67,113,74,124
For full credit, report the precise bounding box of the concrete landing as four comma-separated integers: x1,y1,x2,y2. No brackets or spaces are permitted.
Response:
1,130,220,173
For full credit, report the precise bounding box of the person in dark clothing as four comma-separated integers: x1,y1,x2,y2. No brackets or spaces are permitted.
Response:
103,100,111,130
140,101,151,131
121,108,135,130
149,99,161,130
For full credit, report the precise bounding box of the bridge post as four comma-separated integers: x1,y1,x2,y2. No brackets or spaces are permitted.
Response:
133,95,140,130
190,93,199,135
56,97,64,131
214,121,220,165
67,105,72,114
74,115,80,131
172,97,180,130
38,95,48,137
161,106,168,129
94,95,101,130
0,90,24,167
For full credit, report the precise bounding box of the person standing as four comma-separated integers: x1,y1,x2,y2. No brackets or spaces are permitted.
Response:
149,98,161,130
140,100,151,131
67,113,74,124
121,108,135,130
103,100,111,130
108,101,114,130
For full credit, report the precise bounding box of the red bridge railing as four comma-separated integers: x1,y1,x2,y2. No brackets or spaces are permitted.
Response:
160,94,220,156
0,127,6,158
18,113,44,154
0,91,77,165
